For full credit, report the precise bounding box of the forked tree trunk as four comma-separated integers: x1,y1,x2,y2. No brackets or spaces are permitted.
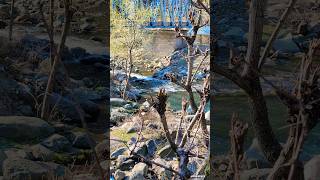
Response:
243,0,282,163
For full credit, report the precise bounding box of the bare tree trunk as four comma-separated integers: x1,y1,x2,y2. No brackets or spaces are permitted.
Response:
242,0,266,77
41,0,72,120
122,48,133,100
243,0,282,163
8,0,15,41
185,45,198,113
249,77,282,163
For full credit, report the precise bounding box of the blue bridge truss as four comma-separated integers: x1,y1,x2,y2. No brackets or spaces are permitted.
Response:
112,0,192,28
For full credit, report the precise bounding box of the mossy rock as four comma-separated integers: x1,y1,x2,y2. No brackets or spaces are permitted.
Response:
52,153,73,165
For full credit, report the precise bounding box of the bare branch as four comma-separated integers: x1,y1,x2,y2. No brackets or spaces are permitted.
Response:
258,0,298,69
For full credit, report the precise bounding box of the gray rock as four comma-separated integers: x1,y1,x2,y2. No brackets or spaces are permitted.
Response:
71,88,102,101
111,98,127,107
124,103,134,110
69,47,88,60
111,108,128,124
129,162,148,180
117,155,128,166
41,134,73,153
142,101,151,109
111,147,127,159
52,123,74,133
187,160,199,175
309,21,320,34
244,138,271,169
273,35,300,54
114,169,126,180
153,158,173,179
304,155,320,180
0,150,7,175
133,143,148,157
47,93,88,124
224,27,245,42
2,158,65,180
0,116,54,142
4,148,34,160
30,144,54,161
240,168,270,180
72,131,95,149
158,145,175,158
174,37,187,51
79,100,100,121
146,140,157,157
118,159,135,171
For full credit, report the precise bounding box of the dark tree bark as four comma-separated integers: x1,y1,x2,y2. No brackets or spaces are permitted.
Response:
213,0,282,163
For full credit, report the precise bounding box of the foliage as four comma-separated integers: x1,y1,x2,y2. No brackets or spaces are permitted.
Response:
110,1,153,67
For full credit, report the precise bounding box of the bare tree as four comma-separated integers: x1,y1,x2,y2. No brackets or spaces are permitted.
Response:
170,1,210,145
211,0,303,163
8,0,15,41
40,0,73,120
267,39,320,180
152,75,210,179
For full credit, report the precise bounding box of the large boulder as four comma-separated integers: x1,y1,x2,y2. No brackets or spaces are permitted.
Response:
41,134,73,153
4,148,34,160
0,116,54,141
30,144,54,162
2,158,65,180
110,108,129,124
273,35,300,54
153,158,173,179
47,93,95,124
129,163,148,180
111,147,127,159
71,131,95,149
0,78,34,116
157,145,176,159
304,155,320,180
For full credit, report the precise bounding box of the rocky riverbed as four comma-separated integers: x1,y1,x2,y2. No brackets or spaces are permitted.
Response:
0,0,109,179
